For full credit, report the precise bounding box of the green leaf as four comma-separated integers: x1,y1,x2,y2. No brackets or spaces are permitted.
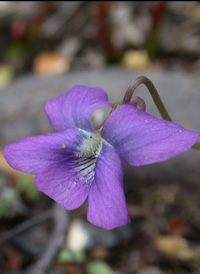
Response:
17,173,40,201
0,189,20,218
57,249,86,263
86,260,113,274
0,65,14,89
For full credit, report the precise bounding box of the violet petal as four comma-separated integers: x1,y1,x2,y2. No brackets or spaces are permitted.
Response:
101,104,200,166
3,128,85,174
34,157,93,210
87,142,130,230
45,85,113,132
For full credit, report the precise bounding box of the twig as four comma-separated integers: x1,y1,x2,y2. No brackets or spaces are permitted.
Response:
0,209,52,245
29,203,69,274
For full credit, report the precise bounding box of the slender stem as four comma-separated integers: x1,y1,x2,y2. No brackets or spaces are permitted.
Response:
123,76,172,121
97,100,123,131
123,76,200,150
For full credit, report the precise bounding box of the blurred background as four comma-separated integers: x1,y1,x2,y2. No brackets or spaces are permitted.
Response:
1,2,200,273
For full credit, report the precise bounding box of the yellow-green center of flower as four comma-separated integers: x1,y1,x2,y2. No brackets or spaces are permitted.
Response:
76,132,102,158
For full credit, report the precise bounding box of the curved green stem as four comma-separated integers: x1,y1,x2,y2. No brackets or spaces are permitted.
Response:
123,76,200,150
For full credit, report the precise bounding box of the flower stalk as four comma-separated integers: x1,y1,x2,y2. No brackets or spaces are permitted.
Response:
123,76,172,121
123,76,200,150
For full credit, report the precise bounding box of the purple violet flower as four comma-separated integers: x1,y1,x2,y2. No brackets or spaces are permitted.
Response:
4,85,200,230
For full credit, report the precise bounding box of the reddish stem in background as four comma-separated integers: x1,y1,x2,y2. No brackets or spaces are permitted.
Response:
147,2,168,58
96,2,119,60
151,1,168,34
30,2,55,34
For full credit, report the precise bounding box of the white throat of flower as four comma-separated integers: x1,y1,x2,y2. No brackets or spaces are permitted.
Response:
75,132,102,182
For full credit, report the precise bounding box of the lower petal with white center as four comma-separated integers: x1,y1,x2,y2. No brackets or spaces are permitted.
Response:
34,157,93,210
87,142,130,230
34,130,103,210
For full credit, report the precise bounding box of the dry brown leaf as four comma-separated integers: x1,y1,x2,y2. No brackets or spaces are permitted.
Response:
33,52,70,76
155,236,198,261
0,149,18,176
122,50,151,70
